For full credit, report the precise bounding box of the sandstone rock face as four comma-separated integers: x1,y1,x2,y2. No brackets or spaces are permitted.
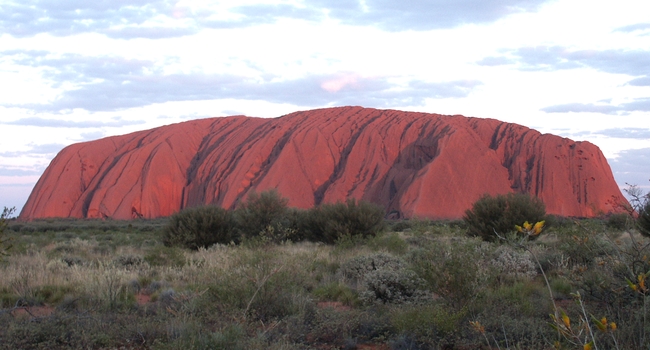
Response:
20,106,625,220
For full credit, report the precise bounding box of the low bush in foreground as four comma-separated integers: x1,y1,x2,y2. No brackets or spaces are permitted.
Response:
1,216,650,349
4,184,650,349
164,191,387,247
637,199,650,237
0,207,15,259
162,205,236,249
464,192,546,241
302,198,386,244
234,190,293,241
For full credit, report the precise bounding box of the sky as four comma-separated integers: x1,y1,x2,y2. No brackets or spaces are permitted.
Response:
1,0,650,215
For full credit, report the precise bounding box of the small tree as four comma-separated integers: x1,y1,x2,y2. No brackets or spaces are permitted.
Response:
464,193,546,241
1,206,16,259
629,186,650,238
163,205,236,249
234,189,291,240
303,198,386,244
622,183,650,238
638,200,650,238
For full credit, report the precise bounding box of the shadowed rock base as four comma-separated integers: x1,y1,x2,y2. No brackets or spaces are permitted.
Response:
20,106,625,220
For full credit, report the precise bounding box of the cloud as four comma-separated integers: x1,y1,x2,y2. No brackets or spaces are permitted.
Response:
573,128,650,140
157,113,212,121
541,103,622,114
303,0,549,31
0,0,196,39
610,148,650,189
0,167,42,177
219,110,243,117
215,0,551,31
627,76,650,86
79,131,107,141
6,50,154,85
479,46,650,115
598,128,650,140
0,184,35,214
2,50,481,111
197,75,480,107
2,51,256,111
27,143,67,155
541,98,650,114
217,4,323,28
101,26,198,39
0,0,552,39
479,46,650,76
478,47,580,71
614,23,650,33
3,116,145,128
0,143,66,157
476,56,514,66
407,80,482,99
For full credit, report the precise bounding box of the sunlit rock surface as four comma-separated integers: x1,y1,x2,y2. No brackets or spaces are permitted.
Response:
20,106,625,220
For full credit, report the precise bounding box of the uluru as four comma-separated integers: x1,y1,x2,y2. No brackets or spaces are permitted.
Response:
20,106,625,220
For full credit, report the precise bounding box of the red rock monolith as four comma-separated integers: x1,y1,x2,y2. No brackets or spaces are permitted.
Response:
20,106,625,220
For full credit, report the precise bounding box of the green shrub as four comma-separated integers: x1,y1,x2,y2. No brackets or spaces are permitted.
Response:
637,199,650,237
0,206,15,259
281,207,309,242
368,232,408,254
0,287,18,308
607,213,631,231
312,282,359,306
1,312,174,349
624,183,650,238
144,246,186,267
34,285,75,304
557,234,610,267
407,239,485,310
295,306,365,346
163,205,236,249
490,245,537,281
464,193,546,241
544,214,567,229
205,281,247,312
484,281,550,317
205,324,246,350
474,314,551,348
112,254,144,269
476,282,554,347
246,272,305,322
391,304,467,346
60,256,84,267
388,220,415,232
234,189,292,240
337,253,424,304
302,199,385,244
339,252,405,283
359,269,426,304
